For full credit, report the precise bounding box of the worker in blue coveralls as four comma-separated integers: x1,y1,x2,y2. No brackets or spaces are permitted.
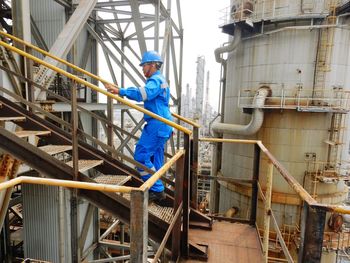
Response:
104,51,172,205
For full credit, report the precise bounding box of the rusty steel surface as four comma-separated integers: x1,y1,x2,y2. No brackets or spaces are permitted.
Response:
182,221,263,263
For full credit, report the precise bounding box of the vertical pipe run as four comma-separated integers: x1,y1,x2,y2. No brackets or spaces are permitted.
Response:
182,133,190,257
263,162,273,262
130,190,148,263
250,144,260,225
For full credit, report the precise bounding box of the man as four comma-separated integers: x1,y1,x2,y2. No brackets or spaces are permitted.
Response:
104,51,172,205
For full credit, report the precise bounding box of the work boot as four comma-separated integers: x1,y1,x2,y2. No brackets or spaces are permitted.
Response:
149,190,166,205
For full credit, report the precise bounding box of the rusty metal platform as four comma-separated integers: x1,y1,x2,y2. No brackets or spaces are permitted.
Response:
182,221,263,263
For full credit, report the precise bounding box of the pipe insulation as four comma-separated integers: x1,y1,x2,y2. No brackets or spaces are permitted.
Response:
214,27,242,64
212,87,270,136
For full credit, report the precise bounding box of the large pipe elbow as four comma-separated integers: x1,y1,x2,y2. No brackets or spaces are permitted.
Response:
212,86,271,136
214,27,242,64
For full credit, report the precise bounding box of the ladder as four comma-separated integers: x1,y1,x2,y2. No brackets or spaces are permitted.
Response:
313,0,337,99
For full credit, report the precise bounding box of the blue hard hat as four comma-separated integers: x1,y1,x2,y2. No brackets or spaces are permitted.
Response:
139,51,163,66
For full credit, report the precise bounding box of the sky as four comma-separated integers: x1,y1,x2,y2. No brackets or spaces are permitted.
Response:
180,1,229,111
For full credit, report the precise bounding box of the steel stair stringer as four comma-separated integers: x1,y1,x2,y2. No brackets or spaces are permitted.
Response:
0,96,172,244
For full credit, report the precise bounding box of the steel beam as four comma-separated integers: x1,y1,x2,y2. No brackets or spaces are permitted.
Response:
35,0,97,95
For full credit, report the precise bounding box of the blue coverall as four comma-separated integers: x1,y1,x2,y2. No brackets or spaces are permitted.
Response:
119,70,172,192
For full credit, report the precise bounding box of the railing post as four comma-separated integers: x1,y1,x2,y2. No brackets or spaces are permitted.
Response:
263,161,273,262
190,126,199,209
107,96,114,153
130,190,148,263
172,153,184,260
298,203,326,263
182,133,190,257
210,138,222,214
250,143,260,225
70,81,80,262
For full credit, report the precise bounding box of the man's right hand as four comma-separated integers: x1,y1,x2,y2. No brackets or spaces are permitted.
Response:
104,82,119,95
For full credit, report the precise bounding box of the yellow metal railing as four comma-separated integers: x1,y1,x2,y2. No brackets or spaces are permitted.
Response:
0,30,199,132
0,150,185,194
200,137,350,262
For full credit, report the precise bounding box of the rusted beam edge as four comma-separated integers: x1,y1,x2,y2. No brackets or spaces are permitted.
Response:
140,149,185,191
0,39,192,135
270,210,294,263
152,202,183,263
198,174,253,184
256,141,317,206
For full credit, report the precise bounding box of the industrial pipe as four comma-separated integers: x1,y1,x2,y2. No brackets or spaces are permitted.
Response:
214,27,242,64
212,86,270,136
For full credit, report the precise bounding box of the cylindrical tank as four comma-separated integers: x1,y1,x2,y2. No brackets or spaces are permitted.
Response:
217,0,350,229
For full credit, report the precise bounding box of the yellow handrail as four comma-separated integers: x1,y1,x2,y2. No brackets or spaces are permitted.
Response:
0,176,137,193
0,40,192,135
140,149,185,191
0,30,198,129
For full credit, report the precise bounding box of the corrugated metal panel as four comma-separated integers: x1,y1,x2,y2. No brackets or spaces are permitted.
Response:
23,184,61,262
30,0,65,58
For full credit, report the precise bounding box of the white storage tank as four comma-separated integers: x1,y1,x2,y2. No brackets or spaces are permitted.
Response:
214,0,350,231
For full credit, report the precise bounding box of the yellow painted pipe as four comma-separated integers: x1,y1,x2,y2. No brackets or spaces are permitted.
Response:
0,176,138,193
0,31,197,129
0,40,192,135
140,149,185,191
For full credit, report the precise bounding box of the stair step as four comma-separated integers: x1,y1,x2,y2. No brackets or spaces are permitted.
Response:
66,159,103,172
15,130,51,138
0,116,26,122
94,175,131,186
118,192,174,223
39,145,72,155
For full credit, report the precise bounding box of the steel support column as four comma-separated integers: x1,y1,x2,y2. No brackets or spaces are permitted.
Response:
298,203,326,263
130,190,148,263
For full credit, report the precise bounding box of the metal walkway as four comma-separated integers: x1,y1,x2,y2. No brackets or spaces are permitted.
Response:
183,221,263,263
